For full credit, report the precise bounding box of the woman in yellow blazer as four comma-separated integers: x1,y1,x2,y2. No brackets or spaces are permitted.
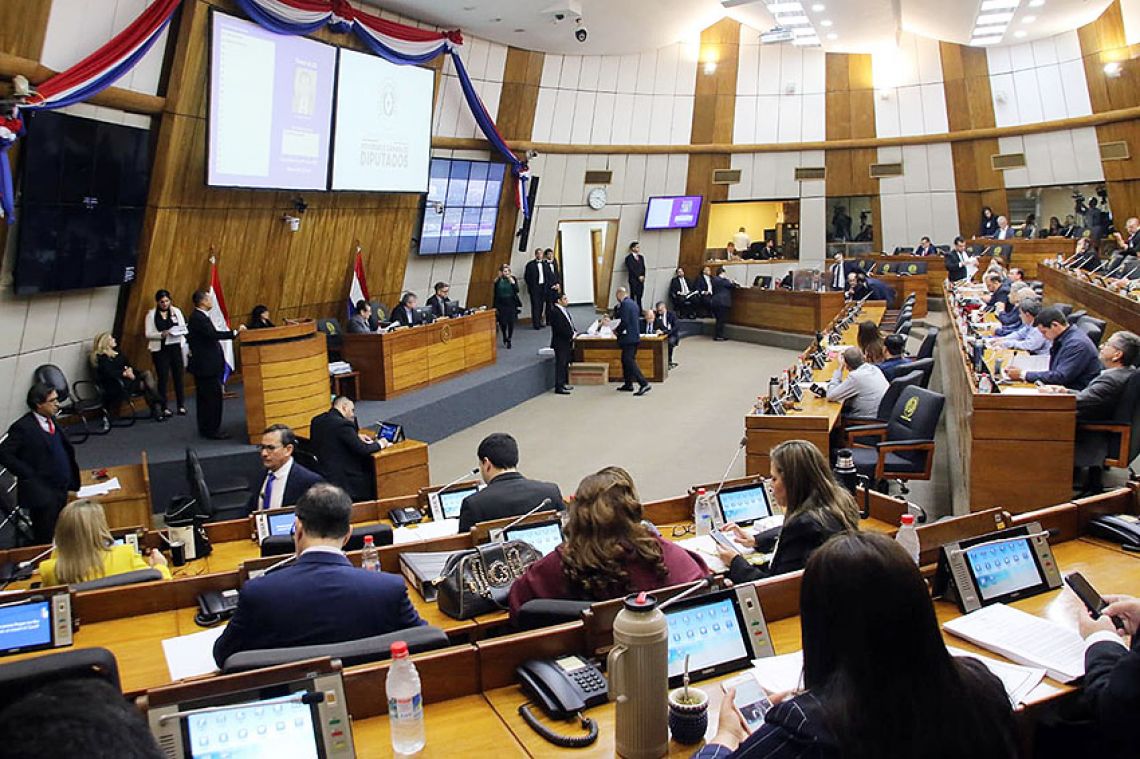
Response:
39,500,170,586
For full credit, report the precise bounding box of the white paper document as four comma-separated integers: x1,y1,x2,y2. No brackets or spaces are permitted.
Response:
942,603,1086,683
163,626,226,681
675,535,767,574
1007,353,1050,374
392,518,460,545
945,646,1046,705
749,650,804,694
77,477,122,498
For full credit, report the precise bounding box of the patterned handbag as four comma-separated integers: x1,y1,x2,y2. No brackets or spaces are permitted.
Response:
434,540,541,619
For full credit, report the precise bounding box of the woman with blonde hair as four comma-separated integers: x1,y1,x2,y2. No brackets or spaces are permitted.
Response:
714,440,859,582
508,468,709,618
39,500,169,586
90,332,165,421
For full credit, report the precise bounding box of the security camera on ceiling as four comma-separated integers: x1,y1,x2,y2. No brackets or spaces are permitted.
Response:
542,1,583,23
575,18,588,43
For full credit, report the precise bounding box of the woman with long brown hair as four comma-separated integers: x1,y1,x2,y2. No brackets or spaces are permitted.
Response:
714,440,859,583
856,320,886,364
508,467,709,618
39,500,169,586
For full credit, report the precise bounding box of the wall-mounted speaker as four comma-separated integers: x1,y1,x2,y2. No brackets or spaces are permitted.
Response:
517,175,540,253
869,162,904,179
712,169,742,185
794,167,826,181
1100,141,1130,161
990,153,1027,171
583,170,612,184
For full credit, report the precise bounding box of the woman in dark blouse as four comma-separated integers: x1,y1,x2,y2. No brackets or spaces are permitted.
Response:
508,467,709,619
246,305,275,329
978,206,999,238
697,532,1017,759
714,440,859,583
90,332,165,421
493,263,522,349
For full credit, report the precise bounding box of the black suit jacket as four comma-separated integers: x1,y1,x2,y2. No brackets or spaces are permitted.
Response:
213,551,424,667
246,461,324,512
1084,634,1140,750
392,305,420,327
614,297,642,347
944,250,969,282
308,409,381,502
726,509,849,583
524,259,544,290
549,304,575,350
186,308,237,378
913,244,936,256
710,275,737,309
426,294,451,317
654,312,678,346
625,253,646,282
457,472,563,533
0,412,80,512
544,260,560,286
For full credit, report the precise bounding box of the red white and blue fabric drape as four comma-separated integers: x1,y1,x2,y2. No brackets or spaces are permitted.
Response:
234,0,532,218
0,0,181,223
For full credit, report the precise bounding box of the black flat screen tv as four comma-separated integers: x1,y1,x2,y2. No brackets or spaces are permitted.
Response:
15,111,152,294
417,158,505,255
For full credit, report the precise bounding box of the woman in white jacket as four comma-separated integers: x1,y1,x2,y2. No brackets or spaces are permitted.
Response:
144,289,187,417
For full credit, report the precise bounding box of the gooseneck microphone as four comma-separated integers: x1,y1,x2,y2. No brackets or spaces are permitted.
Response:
714,437,749,497
498,498,556,538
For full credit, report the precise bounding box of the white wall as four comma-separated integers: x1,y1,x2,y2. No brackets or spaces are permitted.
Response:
987,31,1091,128
877,144,961,252
734,26,827,144
432,36,507,140
872,32,949,138
0,0,167,426
996,127,1105,190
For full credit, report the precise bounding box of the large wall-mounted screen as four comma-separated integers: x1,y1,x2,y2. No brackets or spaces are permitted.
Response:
330,48,434,192
207,12,336,190
417,158,505,255
644,195,703,230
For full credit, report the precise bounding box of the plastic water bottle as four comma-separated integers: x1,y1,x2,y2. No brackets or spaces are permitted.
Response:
694,488,714,536
361,535,380,572
386,641,425,754
895,513,921,564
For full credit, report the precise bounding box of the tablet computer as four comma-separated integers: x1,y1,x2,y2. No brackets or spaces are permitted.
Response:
935,521,1062,613
504,518,564,557
375,422,405,444
0,592,73,657
254,507,297,544
428,484,480,522
716,483,773,526
664,585,774,686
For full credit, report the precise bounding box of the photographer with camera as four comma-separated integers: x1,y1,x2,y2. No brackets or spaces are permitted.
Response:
1075,188,1110,241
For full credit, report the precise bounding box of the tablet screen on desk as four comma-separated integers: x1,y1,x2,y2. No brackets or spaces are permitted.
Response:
0,599,52,654
377,422,404,443
504,519,564,557
266,511,295,537
965,538,1044,602
183,693,320,759
716,484,772,526
439,486,478,520
665,594,750,684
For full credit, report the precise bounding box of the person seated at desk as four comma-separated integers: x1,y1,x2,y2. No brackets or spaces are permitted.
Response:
778,269,794,290
856,321,886,366
213,484,423,667
995,283,1030,329
426,281,452,318
508,467,709,619
1041,330,1140,494
713,440,859,584
586,314,616,337
38,499,170,586
981,271,1011,313
1006,306,1101,390
669,267,700,318
913,236,937,256
346,300,374,334
994,215,1016,240
309,397,387,502
827,347,889,419
1075,590,1140,753
724,241,740,260
655,301,679,369
877,334,912,381
700,532,1016,759
247,424,323,512
746,239,778,260
246,304,275,329
392,292,422,327
990,299,1049,355
90,331,164,421
1046,215,1063,237
457,433,563,533
978,205,999,238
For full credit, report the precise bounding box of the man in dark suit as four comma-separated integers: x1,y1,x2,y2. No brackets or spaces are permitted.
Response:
669,267,698,318
827,253,850,291
1076,590,1140,752
346,300,373,333
543,250,561,325
1007,306,1102,390
655,301,679,368
457,433,563,533
246,424,323,512
309,397,388,502
710,267,738,341
425,282,452,318
693,265,715,316
523,249,547,329
614,286,651,395
913,236,937,256
981,271,1011,313
944,237,973,283
548,291,576,395
187,289,245,439
625,241,647,308
0,383,80,543
213,483,423,667
392,292,421,327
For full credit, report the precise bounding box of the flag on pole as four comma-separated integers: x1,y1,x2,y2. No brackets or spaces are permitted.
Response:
348,248,370,321
208,262,235,384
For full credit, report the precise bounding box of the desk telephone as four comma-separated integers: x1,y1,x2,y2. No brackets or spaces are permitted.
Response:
195,589,239,627
516,656,607,748
1088,514,1140,550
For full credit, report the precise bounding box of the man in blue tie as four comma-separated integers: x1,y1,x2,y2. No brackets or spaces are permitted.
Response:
246,424,323,513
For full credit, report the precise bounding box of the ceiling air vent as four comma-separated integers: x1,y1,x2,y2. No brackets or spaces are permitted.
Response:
1100,141,1130,161
712,169,742,185
583,170,612,185
990,153,1027,171
795,167,826,181
869,162,904,178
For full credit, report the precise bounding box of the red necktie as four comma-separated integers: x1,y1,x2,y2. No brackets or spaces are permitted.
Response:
47,419,55,434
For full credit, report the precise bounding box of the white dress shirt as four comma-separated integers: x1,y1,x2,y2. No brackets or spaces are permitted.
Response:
33,411,54,434
826,363,890,418
258,457,294,511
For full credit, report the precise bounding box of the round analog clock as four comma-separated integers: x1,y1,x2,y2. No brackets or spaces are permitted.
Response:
587,187,607,210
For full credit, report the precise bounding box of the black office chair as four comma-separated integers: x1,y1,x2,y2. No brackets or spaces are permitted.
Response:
220,625,450,673
1053,303,1073,317
915,327,940,361
514,599,592,631
844,369,924,447
905,357,935,388
1075,315,1107,347
72,568,165,592
0,451,34,549
1077,371,1140,480
1067,309,1087,324
846,386,946,494
186,448,251,522
368,300,388,331
894,320,912,338
0,648,121,711
316,318,344,360
752,276,773,289
32,364,96,443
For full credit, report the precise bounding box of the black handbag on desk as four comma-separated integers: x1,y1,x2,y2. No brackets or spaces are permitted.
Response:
435,541,541,619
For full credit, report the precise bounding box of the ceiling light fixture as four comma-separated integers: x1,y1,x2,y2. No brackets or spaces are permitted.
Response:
980,0,1019,9
776,14,811,25
1013,30,1027,38
1028,0,1044,6
820,19,832,27
1105,61,1124,78
766,2,804,12
811,3,825,11
971,36,1003,46
976,12,1015,24
1021,15,1036,23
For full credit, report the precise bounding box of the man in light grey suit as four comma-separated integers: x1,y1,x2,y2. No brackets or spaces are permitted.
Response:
347,300,374,333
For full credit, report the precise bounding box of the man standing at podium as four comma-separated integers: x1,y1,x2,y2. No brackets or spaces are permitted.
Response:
187,289,245,439
309,396,389,502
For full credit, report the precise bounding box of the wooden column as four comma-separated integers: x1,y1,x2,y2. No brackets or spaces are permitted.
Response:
824,53,880,249
678,17,741,274
468,47,544,308
939,42,1008,236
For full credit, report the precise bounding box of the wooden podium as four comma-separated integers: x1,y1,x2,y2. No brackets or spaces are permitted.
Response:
373,440,430,499
238,321,330,444
727,289,846,334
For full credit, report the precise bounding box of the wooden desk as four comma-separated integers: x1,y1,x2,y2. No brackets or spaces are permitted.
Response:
341,311,497,400
727,288,846,334
573,335,669,383
744,304,885,475
966,237,1072,278
942,284,1076,514
80,453,152,530
873,272,928,317
238,320,330,444
373,439,430,500
852,253,966,295
353,695,528,758
1038,263,1140,336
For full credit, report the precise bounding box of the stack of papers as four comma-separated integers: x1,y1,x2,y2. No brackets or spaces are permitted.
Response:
945,646,1046,706
1007,354,1050,374
77,477,121,498
328,361,353,375
392,518,460,545
162,626,225,681
942,603,1086,683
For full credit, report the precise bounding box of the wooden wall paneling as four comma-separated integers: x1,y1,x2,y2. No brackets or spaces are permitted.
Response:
679,154,732,273
825,54,879,217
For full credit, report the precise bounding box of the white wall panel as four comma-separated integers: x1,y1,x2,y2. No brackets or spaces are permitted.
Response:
579,56,601,92
598,55,620,92
560,55,581,90
989,31,1092,127
592,93,616,144
570,91,596,144
648,95,672,144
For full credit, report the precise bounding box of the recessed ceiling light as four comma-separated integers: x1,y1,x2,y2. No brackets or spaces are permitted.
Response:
971,36,1003,45
820,19,832,27
811,3,826,11
977,12,1014,24
1021,15,1036,23
767,2,804,12
980,0,1019,9
1028,0,1044,6
826,32,838,40
1013,30,1027,38
776,14,811,25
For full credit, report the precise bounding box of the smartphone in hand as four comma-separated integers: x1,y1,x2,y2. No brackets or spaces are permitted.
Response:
723,675,773,733
1065,571,1125,631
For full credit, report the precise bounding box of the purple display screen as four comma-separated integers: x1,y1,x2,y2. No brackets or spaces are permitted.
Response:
644,196,703,230
207,12,336,190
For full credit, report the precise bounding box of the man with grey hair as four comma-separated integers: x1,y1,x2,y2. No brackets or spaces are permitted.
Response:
995,215,1015,240
991,299,1049,355
826,346,889,419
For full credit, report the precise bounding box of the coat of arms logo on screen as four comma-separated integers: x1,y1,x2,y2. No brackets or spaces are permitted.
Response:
381,80,397,118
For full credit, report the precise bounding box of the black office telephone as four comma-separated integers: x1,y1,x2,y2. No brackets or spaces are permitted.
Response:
388,506,424,526
195,589,239,627
516,656,607,748
1088,514,1140,550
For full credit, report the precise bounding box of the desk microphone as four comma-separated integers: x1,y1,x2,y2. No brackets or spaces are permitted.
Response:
658,577,714,612
5,545,56,584
713,437,749,497
494,498,556,542
158,691,325,725
1088,260,1109,277
427,467,480,520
